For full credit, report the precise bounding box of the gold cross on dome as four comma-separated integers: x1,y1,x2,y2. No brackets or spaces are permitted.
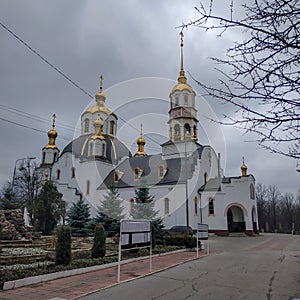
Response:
100,75,104,91
180,31,184,47
52,113,56,128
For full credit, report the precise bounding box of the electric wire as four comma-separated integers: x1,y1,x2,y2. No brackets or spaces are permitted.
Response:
0,20,188,155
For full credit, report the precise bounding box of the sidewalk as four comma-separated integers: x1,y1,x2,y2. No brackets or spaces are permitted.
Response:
0,250,205,300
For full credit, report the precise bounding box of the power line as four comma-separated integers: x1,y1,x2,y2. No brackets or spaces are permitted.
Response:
0,20,175,151
0,116,71,141
0,21,93,99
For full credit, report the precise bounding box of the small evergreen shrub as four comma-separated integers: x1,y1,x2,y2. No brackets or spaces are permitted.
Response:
91,224,106,258
164,235,197,248
55,225,72,265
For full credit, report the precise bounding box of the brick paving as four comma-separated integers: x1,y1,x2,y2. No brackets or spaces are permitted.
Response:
0,250,204,300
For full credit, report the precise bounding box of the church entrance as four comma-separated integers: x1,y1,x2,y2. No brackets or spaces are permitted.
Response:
227,206,246,232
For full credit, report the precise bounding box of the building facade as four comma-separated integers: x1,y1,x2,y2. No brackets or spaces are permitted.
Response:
39,38,259,236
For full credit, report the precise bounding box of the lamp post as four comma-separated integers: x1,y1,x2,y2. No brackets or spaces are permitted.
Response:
184,132,189,233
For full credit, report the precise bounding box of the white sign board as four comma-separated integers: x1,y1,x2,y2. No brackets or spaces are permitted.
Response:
118,219,152,282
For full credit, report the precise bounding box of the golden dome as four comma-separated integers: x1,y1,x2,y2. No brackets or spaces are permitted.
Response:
171,82,194,93
134,124,147,156
241,157,248,176
44,114,58,150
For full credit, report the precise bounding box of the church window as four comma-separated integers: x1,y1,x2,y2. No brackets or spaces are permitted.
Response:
114,171,119,183
84,118,90,133
184,123,191,135
86,180,90,196
174,124,180,140
208,197,215,215
250,184,255,199
134,168,140,180
193,125,197,139
130,198,134,214
204,172,208,184
42,152,46,164
194,196,198,215
164,198,170,215
56,169,61,180
102,143,106,157
54,152,57,162
158,165,165,178
71,167,75,178
110,120,115,135
175,96,179,107
94,141,102,156
184,93,189,104
88,142,94,156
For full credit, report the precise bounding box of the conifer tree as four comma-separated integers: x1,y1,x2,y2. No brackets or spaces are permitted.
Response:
131,182,157,220
94,185,124,236
66,198,92,237
131,182,164,243
33,180,63,235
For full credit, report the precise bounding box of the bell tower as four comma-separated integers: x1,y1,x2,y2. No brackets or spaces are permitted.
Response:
162,32,199,158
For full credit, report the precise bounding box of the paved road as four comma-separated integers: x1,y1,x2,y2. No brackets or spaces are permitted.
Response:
76,234,300,300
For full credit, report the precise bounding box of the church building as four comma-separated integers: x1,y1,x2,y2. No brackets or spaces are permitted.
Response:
39,36,258,236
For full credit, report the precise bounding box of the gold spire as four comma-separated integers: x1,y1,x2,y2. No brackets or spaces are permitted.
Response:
134,124,147,156
241,156,248,176
95,74,106,106
44,114,58,149
178,31,187,84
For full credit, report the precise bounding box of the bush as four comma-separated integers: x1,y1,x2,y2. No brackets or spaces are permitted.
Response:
91,224,106,258
164,235,197,249
55,225,72,265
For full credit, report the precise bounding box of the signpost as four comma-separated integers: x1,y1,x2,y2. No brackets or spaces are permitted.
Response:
118,219,152,282
197,223,209,257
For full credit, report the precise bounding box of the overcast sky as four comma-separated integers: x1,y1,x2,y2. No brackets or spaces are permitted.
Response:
0,0,299,196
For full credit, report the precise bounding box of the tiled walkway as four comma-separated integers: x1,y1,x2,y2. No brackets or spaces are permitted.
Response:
0,251,203,300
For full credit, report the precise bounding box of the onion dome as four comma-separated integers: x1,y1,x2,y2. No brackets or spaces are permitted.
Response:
44,114,58,149
241,157,248,176
84,75,114,116
134,124,147,156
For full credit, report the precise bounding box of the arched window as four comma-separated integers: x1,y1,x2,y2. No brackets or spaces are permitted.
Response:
204,172,208,184
194,196,198,215
42,152,46,163
56,169,61,180
114,171,119,182
184,123,191,135
84,118,90,133
88,141,94,156
86,180,90,196
158,165,165,178
110,120,115,135
164,198,170,215
174,124,180,140
130,198,134,214
53,152,57,162
250,184,255,199
193,125,197,139
102,143,106,157
175,96,179,107
71,167,75,178
208,197,214,215
184,93,189,104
